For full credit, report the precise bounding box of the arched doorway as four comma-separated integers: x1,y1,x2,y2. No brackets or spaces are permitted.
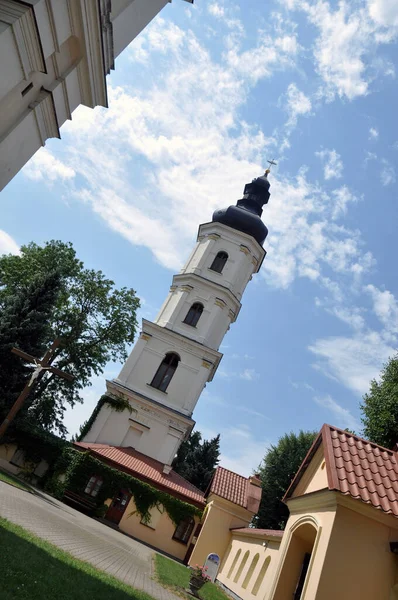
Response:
273,522,317,600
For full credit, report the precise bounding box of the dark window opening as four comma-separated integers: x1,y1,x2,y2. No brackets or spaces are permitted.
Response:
173,516,195,544
210,251,228,273
294,553,311,600
183,302,204,327
84,475,103,497
150,352,180,392
21,82,34,97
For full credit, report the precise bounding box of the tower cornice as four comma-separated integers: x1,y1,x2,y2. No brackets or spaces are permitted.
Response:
172,272,242,318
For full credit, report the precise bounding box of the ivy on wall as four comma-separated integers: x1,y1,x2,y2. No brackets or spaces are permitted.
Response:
76,394,132,441
47,447,203,525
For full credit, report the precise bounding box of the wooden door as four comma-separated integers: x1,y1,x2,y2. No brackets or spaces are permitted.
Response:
105,490,132,524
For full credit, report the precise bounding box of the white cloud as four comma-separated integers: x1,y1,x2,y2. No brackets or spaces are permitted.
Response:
283,83,312,127
328,306,366,331
239,368,259,381
313,395,360,431
0,230,20,255
366,284,398,335
23,148,75,183
218,425,268,476
331,186,358,219
369,127,379,140
309,331,394,396
380,159,396,186
285,0,398,100
368,0,398,27
316,149,343,180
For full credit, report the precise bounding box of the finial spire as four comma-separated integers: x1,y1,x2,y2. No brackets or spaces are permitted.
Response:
265,158,277,176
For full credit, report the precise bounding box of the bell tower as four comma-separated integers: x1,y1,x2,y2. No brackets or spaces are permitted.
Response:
82,171,272,467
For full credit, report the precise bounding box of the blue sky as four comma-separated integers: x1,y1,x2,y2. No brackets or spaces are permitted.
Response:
1,0,398,475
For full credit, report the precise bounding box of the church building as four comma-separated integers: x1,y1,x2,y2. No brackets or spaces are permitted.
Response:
55,169,272,560
0,0,192,191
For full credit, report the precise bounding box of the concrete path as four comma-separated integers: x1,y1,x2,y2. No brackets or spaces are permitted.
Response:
0,480,183,600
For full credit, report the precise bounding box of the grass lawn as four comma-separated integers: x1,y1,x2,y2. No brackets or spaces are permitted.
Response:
0,468,32,493
154,554,230,600
0,516,156,600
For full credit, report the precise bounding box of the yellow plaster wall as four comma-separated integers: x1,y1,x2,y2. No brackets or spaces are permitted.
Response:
188,495,253,567
269,500,337,600
217,532,282,600
293,446,328,497
315,504,398,600
117,497,198,561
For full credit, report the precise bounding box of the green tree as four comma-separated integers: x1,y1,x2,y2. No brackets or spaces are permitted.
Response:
0,271,63,428
255,430,317,530
361,355,398,449
173,430,220,492
0,241,140,436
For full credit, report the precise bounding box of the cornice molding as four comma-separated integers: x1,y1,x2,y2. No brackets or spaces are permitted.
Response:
0,0,45,77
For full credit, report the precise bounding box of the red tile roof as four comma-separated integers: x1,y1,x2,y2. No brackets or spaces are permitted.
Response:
231,527,284,538
285,424,398,517
74,442,205,507
207,467,262,513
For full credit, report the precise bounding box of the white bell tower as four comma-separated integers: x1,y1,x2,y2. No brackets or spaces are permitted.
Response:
82,171,272,467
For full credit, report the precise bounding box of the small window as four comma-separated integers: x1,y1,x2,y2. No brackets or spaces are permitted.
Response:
210,251,228,273
173,516,195,544
150,352,180,392
84,475,103,497
183,302,204,327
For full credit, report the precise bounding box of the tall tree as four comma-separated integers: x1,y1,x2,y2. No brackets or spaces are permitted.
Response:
361,355,398,449
255,430,317,530
0,271,62,428
0,241,140,436
173,430,220,492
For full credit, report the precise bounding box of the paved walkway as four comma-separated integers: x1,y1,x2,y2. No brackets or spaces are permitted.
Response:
0,481,182,600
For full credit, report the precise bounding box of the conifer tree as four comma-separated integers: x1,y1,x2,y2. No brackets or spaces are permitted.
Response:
0,271,62,429
173,431,221,492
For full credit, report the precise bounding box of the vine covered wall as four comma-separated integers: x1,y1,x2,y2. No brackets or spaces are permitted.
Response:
47,447,203,525
76,394,132,441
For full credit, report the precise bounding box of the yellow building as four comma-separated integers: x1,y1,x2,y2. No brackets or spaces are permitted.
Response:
211,424,398,600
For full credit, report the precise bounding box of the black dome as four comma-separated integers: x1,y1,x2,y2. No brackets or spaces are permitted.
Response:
212,172,270,246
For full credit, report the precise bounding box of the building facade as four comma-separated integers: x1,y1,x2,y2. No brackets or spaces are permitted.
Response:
0,0,190,191
213,425,398,600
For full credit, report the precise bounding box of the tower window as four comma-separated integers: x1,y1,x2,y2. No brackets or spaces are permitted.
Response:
183,302,204,327
210,251,228,273
150,352,180,392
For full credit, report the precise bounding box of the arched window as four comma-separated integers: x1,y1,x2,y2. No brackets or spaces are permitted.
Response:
183,302,204,327
150,352,180,392
210,251,228,273
84,475,103,497
227,549,241,579
242,553,259,589
173,516,195,544
234,550,250,583
252,556,271,596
